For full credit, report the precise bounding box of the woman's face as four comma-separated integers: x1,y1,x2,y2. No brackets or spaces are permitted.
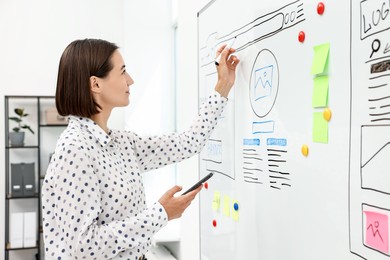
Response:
96,50,134,109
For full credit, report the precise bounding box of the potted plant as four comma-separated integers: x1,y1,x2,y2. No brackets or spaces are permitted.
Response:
8,108,35,146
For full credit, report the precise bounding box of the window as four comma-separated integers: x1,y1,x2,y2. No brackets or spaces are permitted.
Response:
124,0,178,205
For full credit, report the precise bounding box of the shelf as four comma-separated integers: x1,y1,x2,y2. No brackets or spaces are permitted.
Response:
5,145,39,149
5,95,59,260
6,243,38,251
6,194,39,200
39,124,67,127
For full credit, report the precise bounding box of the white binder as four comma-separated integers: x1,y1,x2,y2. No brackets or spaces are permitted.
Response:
23,212,37,247
10,212,24,248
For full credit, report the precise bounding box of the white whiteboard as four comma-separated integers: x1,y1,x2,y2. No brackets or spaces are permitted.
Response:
197,0,390,259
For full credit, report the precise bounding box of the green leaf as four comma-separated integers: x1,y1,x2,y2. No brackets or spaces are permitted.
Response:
21,125,34,134
14,108,24,117
9,117,22,123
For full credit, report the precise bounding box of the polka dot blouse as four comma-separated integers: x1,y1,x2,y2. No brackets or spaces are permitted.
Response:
42,91,227,260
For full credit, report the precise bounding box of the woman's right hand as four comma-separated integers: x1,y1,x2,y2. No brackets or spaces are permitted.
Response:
214,44,240,98
158,185,202,220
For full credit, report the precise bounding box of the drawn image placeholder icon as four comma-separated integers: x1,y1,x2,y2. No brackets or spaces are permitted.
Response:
250,49,279,118
364,210,389,255
254,65,273,101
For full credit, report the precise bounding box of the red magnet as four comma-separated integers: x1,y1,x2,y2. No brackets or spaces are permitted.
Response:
212,219,217,227
298,31,305,43
204,182,209,189
317,2,325,15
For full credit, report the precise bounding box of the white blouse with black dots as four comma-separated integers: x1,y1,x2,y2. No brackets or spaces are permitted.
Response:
42,91,227,260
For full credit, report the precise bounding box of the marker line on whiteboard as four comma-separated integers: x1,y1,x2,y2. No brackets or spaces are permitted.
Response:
214,37,236,66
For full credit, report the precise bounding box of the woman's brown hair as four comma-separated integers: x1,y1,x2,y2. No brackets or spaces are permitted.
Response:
55,39,119,117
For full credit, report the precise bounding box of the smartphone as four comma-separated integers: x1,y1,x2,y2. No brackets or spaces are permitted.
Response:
181,172,214,195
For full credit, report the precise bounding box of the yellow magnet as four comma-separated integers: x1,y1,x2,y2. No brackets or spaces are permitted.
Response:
323,108,332,121
301,144,309,157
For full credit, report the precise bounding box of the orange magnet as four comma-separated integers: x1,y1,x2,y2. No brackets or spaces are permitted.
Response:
212,219,217,227
204,182,209,189
301,145,309,157
323,108,332,121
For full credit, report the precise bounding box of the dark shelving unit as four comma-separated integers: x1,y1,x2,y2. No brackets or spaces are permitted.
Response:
4,96,67,260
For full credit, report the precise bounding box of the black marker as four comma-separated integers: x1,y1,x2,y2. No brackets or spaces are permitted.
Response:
181,172,214,195
214,37,236,66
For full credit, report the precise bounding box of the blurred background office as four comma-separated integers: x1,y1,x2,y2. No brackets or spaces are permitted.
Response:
0,0,210,259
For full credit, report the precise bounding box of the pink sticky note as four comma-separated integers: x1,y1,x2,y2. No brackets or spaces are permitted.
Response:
364,211,389,254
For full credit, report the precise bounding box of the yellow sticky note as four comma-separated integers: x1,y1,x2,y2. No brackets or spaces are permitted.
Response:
212,191,221,211
232,200,239,222
223,195,230,217
311,43,330,75
312,75,329,108
313,112,328,143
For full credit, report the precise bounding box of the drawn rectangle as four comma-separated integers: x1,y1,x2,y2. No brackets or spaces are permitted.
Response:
204,139,222,164
252,120,274,134
361,125,390,194
360,0,390,40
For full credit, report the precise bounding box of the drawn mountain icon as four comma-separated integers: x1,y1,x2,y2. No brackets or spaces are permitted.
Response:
254,65,273,101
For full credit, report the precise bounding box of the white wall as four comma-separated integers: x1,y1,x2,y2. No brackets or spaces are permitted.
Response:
123,1,174,135
122,2,181,256
123,0,176,208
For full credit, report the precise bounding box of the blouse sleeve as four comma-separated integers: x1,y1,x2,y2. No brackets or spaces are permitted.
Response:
130,91,227,172
42,144,168,259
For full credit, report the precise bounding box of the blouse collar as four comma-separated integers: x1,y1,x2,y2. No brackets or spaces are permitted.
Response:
68,116,113,147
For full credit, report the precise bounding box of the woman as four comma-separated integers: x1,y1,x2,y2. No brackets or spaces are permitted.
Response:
42,38,239,260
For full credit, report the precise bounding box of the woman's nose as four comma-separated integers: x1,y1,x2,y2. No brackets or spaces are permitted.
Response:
127,74,134,86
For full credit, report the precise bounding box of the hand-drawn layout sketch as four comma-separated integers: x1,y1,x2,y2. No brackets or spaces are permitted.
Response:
350,0,390,258
199,1,306,259
199,0,303,189
198,0,390,259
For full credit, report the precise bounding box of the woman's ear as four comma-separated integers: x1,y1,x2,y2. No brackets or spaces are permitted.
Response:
90,76,101,94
